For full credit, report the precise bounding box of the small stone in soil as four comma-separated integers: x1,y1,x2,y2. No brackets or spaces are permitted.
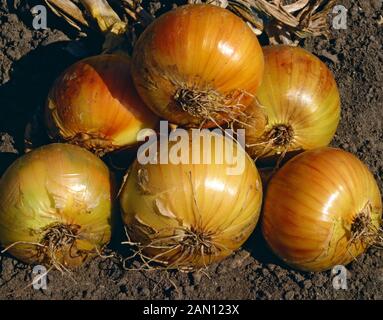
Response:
248,274,256,281
216,264,227,274
137,286,150,295
284,291,295,300
262,269,270,277
267,264,276,271
303,280,312,289
191,272,202,285
370,0,382,10
230,251,251,268
311,274,329,286
256,290,272,299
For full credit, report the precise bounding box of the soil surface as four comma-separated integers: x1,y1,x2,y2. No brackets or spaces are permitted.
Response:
0,0,382,300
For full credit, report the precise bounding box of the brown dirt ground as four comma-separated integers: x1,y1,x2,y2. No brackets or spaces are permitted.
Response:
0,0,382,300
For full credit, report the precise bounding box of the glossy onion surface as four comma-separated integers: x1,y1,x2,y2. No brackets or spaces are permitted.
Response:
46,54,158,155
0,144,113,268
120,133,263,269
246,45,340,158
262,148,382,272
131,4,264,128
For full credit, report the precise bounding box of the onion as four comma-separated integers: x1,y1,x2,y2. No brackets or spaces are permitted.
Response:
119,132,263,270
131,4,264,128
0,143,113,269
240,45,340,159
262,148,382,272
45,54,159,156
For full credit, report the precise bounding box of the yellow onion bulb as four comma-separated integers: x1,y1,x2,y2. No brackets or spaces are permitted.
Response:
46,54,159,156
262,148,382,272
131,4,264,128
119,132,263,270
242,45,340,159
0,143,113,268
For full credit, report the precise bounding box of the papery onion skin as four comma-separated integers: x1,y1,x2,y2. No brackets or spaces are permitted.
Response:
131,4,264,128
262,148,382,272
46,54,159,156
120,133,263,269
245,45,340,159
0,143,113,267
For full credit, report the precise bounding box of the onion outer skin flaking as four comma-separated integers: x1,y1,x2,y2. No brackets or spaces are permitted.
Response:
0,143,113,268
119,132,263,270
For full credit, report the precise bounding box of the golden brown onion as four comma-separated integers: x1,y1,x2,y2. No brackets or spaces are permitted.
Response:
262,148,382,272
120,132,263,270
240,45,340,159
131,4,264,128
0,143,113,268
45,54,159,156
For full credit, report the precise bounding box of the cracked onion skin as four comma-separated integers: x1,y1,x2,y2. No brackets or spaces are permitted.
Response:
245,45,340,159
0,143,113,267
45,54,159,156
119,133,263,270
131,4,264,128
262,148,382,272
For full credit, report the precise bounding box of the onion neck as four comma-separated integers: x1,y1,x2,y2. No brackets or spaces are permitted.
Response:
174,87,224,120
172,86,246,128
67,132,116,157
267,124,294,150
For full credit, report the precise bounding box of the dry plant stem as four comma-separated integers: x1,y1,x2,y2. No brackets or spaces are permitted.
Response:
45,0,336,46
189,0,264,34
78,0,128,51
228,0,337,44
46,0,153,30
79,0,125,33
44,0,90,31
44,0,128,51
119,0,154,26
